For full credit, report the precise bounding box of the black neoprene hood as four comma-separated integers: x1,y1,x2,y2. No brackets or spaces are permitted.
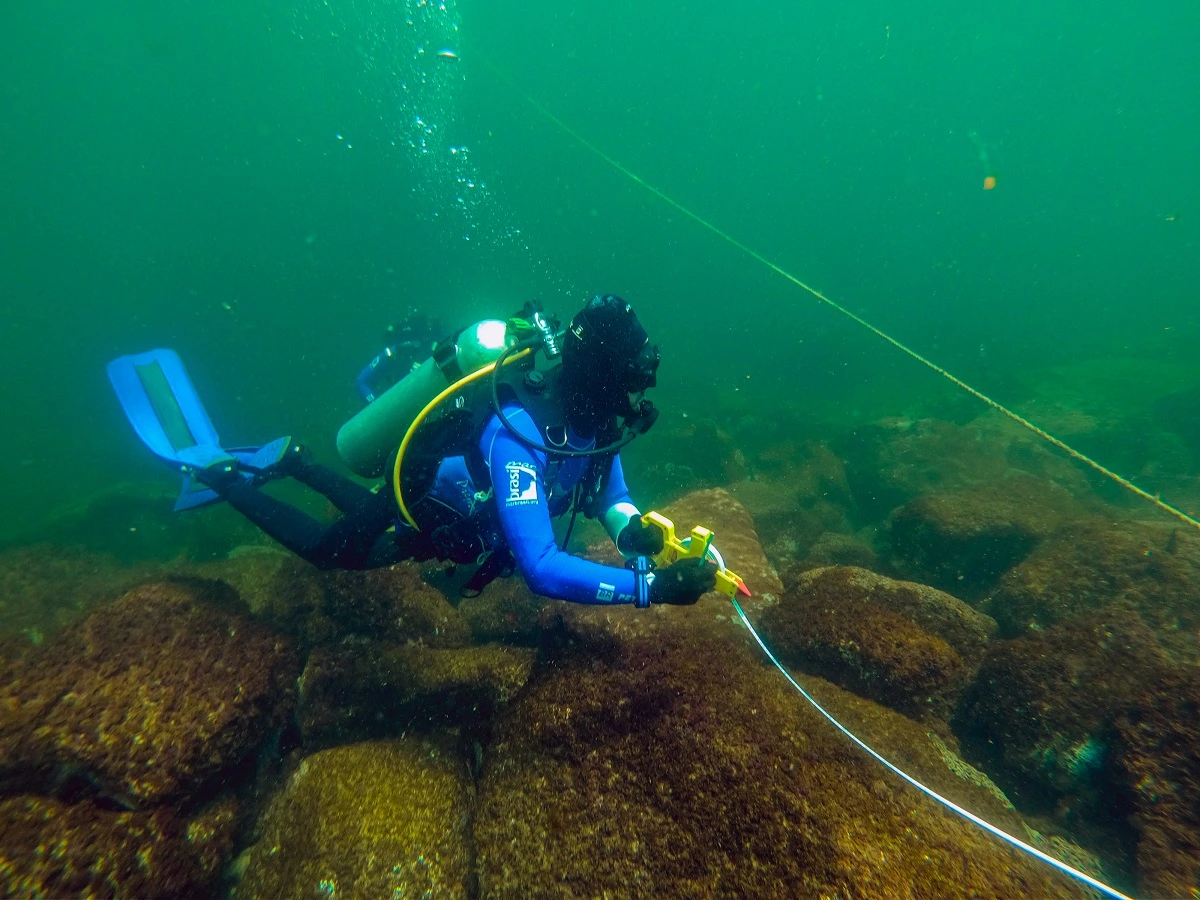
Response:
564,294,658,392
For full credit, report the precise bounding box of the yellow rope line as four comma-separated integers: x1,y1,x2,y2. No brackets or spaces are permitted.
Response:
490,63,1200,531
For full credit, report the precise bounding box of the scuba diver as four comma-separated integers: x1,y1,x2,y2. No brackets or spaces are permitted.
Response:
355,309,444,403
107,295,716,607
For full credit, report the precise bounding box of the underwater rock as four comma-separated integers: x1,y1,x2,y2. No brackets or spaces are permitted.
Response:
474,624,1090,898
186,549,334,651
736,440,860,556
1112,666,1200,899
297,640,534,748
0,793,236,898
764,439,856,509
955,608,1173,822
1152,382,1200,460
730,477,854,567
801,528,881,570
989,518,1200,658
843,413,1095,525
457,574,545,645
320,560,471,647
623,417,748,501
0,578,299,809
16,480,267,563
759,566,989,716
791,565,995,662
0,542,160,646
1017,356,1197,490
235,737,472,899
0,634,28,672
889,475,1072,596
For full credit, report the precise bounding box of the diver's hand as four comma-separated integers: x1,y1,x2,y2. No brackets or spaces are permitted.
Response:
618,517,666,557
650,558,717,606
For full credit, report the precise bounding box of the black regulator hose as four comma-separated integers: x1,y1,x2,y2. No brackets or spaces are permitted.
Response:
490,339,642,459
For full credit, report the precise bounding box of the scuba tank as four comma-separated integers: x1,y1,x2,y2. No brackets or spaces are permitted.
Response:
336,319,513,477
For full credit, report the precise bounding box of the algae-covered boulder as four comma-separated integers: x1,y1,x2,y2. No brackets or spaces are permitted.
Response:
1112,666,1200,899
729,439,860,564
0,793,236,898
777,439,857,511
759,566,988,716
729,481,853,569
235,738,473,899
320,560,471,646
803,528,880,570
784,565,996,662
457,574,545,646
0,578,299,809
955,609,1173,817
298,641,534,747
474,624,1091,898
842,413,1097,523
988,519,1200,659
889,475,1075,596
187,548,333,650
0,543,160,645
623,417,748,500
17,481,266,562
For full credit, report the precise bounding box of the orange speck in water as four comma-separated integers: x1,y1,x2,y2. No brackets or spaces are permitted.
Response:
982,175,996,190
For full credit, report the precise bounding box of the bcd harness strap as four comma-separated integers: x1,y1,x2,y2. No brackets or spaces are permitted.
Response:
399,357,618,595
432,333,466,382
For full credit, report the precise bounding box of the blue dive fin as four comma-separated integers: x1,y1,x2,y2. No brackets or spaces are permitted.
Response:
106,349,290,510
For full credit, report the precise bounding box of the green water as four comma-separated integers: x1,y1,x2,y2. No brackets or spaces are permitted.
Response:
1,0,1198,539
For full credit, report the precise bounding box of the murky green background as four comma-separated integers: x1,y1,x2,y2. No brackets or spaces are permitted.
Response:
2,0,1197,541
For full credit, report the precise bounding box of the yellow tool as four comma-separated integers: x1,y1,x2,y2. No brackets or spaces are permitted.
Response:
641,511,752,598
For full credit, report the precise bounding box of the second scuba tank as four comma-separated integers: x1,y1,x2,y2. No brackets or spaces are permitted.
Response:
336,319,512,477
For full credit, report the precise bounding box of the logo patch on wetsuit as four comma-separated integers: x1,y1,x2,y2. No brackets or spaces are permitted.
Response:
596,582,615,602
504,461,539,506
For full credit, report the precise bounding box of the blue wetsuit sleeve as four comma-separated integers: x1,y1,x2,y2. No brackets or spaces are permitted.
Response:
594,455,642,547
598,455,634,510
487,419,639,605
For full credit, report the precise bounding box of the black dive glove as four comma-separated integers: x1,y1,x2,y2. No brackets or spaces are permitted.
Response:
650,558,717,606
617,517,666,557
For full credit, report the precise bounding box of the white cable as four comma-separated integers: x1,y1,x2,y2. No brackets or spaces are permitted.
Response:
728,597,1135,900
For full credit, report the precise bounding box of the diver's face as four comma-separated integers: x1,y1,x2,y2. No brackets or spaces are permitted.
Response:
624,340,660,394
614,340,659,420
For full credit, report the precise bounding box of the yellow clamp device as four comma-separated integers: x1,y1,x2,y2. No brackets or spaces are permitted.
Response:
641,511,751,599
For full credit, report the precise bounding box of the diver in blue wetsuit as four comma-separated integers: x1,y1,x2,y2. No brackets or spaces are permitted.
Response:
354,309,443,403
192,295,715,606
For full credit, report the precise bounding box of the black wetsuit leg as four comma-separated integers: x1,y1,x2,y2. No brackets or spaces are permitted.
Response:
291,464,378,514
221,466,401,570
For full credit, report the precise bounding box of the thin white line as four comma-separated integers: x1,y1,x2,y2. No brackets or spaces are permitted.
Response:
730,598,1135,900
